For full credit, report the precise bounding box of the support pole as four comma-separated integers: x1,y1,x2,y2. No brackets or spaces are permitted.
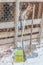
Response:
39,13,43,45
38,3,42,18
37,3,42,45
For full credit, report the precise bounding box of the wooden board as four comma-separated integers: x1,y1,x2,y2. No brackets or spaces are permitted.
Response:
0,0,43,2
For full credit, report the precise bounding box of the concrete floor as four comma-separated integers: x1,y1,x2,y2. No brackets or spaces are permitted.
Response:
14,47,43,65
0,46,43,65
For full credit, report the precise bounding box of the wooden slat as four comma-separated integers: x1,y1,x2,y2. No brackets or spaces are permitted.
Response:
0,38,14,44
0,27,39,38
18,32,39,37
0,32,43,44
0,24,40,32
38,3,42,18
0,19,41,29
0,32,39,43
0,0,42,2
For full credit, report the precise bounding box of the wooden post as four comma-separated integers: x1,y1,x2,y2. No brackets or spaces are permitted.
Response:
38,13,43,45
37,3,42,45
38,3,42,18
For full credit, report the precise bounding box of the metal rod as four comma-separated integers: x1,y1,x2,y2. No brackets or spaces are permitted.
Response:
14,0,20,48
21,21,26,61
30,4,35,52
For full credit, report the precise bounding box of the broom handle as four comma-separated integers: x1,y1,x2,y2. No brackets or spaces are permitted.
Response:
21,21,26,61
30,4,35,52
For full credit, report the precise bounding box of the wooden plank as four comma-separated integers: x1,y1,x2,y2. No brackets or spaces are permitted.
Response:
0,19,41,29
0,0,43,2
0,32,43,44
0,27,39,37
0,24,40,32
0,22,14,29
0,31,39,44
38,3,42,18
0,38,14,44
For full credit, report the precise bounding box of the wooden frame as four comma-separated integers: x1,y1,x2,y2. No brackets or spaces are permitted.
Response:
0,0,43,2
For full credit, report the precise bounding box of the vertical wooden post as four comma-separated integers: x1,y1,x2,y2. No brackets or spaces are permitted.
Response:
37,3,42,45
38,13,43,45
30,4,35,52
38,3,42,18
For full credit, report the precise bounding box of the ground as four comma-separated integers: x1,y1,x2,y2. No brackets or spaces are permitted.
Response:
0,47,43,65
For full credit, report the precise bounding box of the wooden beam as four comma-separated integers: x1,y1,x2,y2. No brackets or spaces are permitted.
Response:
0,0,43,2
0,19,41,29
38,3,42,18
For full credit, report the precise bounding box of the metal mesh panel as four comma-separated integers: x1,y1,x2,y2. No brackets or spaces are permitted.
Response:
0,2,16,22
